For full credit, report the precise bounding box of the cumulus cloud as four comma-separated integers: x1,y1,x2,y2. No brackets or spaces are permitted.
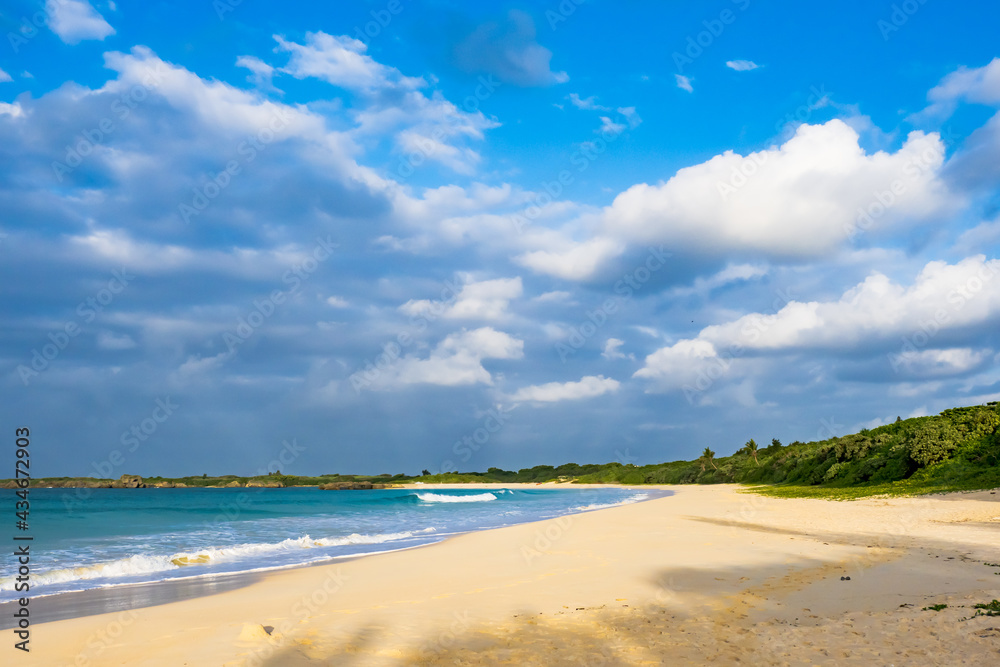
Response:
276,32,424,93
604,120,954,258
675,75,693,92
375,328,524,388
510,375,620,403
726,60,759,71
515,237,625,281
399,277,523,321
48,0,115,44
0,67,11,83
635,255,1000,390
454,10,568,86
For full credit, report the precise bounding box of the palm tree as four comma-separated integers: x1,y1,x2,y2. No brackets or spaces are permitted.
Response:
743,439,759,465
701,447,718,471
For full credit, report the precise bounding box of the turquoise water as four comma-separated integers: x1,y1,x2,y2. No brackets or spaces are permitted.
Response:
1,486,660,602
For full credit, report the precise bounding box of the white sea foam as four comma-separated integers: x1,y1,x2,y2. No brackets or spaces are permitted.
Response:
573,493,650,512
415,492,498,503
0,529,433,592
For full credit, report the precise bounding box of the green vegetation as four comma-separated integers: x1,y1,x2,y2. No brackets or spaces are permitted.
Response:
9,403,1000,499
922,604,948,611
972,600,1000,617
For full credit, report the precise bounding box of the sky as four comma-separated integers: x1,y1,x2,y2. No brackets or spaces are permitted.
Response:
2,0,1000,478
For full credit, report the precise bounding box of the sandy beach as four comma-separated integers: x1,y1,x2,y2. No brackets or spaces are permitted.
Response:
24,483,1000,666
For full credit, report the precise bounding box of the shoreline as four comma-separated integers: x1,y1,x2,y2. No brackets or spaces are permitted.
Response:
25,484,1000,665
4,484,662,627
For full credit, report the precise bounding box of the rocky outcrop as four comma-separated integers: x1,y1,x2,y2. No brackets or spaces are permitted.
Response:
153,481,176,488
245,480,284,488
111,474,146,489
224,480,243,488
318,482,390,490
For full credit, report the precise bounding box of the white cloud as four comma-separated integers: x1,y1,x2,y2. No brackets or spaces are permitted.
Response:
0,102,23,117
726,60,759,71
236,55,277,91
532,290,572,303
953,218,1000,254
326,296,349,308
568,93,607,110
276,32,424,93
617,106,642,129
601,338,633,360
675,74,693,93
0,67,11,83
635,255,1000,389
515,236,625,281
49,0,115,44
598,116,626,135
400,277,523,321
919,57,1000,119
376,328,524,388
890,348,990,378
604,120,955,257
669,263,769,297
510,375,620,403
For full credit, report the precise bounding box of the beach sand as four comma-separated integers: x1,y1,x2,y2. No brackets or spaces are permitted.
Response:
26,484,1000,665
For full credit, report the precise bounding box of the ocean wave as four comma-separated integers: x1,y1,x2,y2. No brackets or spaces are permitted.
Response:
0,529,433,592
573,493,649,512
415,492,498,503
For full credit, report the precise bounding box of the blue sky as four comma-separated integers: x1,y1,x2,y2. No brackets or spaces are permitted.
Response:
2,0,1000,477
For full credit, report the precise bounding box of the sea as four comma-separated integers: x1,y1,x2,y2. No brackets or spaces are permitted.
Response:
1,485,660,604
